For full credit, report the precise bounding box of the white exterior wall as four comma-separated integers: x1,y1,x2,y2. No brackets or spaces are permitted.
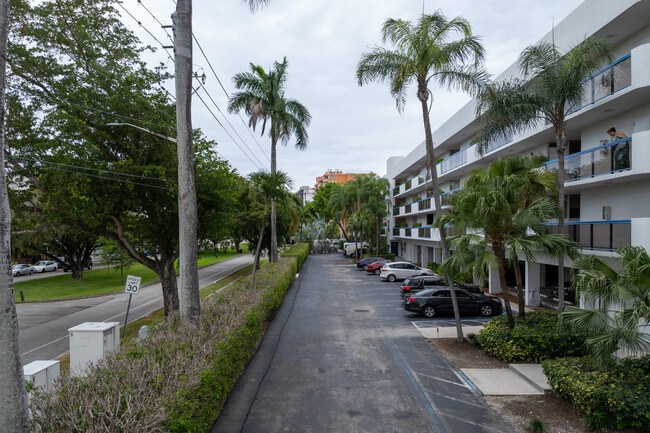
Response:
386,0,650,307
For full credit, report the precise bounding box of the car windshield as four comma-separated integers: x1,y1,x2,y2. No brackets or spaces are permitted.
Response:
34,261,47,266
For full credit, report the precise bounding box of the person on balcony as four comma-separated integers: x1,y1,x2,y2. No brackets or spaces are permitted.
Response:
607,127,629,171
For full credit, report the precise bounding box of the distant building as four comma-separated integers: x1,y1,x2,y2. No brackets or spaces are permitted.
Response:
314,169,371,189
296,185,315,205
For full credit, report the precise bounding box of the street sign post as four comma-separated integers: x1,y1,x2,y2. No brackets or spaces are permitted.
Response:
122,275,142,338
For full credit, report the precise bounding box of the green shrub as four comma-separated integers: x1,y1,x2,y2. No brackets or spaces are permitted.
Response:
527,418,547,433
30,253,307,432
477,310,588,362
543,355,650,431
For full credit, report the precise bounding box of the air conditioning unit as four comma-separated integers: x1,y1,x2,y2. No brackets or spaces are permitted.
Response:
602,205,612,220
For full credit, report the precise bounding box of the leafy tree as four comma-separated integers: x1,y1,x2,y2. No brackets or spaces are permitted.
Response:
561,246,650,363
357,11,487,341
228,57,311,263
313,182,347,239
438,156,577,327
99,238,135,284
474,37,612,311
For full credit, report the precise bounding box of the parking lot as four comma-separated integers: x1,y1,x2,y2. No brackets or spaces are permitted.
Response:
213,254,510,433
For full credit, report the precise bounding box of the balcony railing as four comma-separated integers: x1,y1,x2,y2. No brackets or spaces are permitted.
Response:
393,186,400,196
485,131,513,154
545,138,632,181
418,227,431,238
545,220,631,251
419,198,431,210
393,228,401,236
405,203,412,214
440,147,469,174
404,179,412,190
440,188,462,206
394,206,400,216
405,228,412,237
571,54,631,114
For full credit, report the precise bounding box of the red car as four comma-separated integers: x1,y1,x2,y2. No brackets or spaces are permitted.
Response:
366,260,394,275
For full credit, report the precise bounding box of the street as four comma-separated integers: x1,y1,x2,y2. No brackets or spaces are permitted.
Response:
213,254,511,433
17,254,254,364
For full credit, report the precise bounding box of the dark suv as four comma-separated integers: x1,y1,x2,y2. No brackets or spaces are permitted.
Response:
403,288,503,318
400,276,483,298
62,258,93,272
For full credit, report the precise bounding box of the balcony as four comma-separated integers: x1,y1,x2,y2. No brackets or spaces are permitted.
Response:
418,227,431,238
394,206,400,216
571,55,631,114
440,147,468,174
405,203,412,214
419,198,431,210
405,228,412,237
545,220,631,252
545,138,632,182
485,131,513,154
393,228,401,236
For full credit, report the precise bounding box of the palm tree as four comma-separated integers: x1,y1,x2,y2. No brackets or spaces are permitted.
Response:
362,176,390,255
247,170,293,287
438,157,578,327
474,37,612,311
228,57,311,263
357,11,487,341
561,246,650,363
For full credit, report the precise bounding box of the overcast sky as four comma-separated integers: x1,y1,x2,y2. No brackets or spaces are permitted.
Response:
121,0,584,190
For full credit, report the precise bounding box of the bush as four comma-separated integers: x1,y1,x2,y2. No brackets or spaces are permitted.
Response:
542,355,650,431
476,310,589,362
30,250,308,432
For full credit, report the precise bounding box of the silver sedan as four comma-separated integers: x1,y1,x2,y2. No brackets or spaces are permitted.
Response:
12,264,35,276
32,260,57,273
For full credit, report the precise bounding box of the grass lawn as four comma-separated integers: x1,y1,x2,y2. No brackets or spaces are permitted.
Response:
16,249,247,303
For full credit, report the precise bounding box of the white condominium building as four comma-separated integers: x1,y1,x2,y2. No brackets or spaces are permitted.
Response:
385,0,650,306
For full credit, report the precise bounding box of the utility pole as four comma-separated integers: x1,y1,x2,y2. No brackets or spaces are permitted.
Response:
173,0,200,321
0,0,30,430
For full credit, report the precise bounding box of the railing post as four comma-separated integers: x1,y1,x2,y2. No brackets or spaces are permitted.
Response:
609,223,613,251
590,224,594,250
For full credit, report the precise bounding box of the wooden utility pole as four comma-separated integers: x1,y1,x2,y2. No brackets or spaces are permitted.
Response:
174,0,200,321
0,0,31,430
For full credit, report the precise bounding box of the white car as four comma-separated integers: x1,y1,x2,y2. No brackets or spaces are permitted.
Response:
343,242,368,256
12,264,34,277
380,262,435,282
32,260,57,273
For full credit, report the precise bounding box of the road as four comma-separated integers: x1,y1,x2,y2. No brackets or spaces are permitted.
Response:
212,254,512,433
17,254,254,364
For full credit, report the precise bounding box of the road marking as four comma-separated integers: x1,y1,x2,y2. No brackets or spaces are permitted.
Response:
416,371,466,388
440,412,505,433
21,335,68,356
426,390,486,409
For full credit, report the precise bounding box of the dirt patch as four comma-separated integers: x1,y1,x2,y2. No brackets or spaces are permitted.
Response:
432,338,507,369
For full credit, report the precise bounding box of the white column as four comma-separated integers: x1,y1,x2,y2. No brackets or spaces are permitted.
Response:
525,261,541,305
488,265,501,294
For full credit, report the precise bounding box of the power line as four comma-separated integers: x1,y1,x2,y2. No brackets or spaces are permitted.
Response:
191,32,271,162
194,77,266,168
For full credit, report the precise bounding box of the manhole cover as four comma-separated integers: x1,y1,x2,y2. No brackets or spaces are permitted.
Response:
354,309,369,313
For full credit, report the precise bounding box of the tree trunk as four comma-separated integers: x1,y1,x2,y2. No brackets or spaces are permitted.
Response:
299,222,303,244
251,216,266,287
418,89,463,342
71,267,83,280
494,243,515,328
158,257,180,317
269,135,278,263
174,0,200,322
556,128,567,313
513,259,526,322
234,239,241,254
376,219,380,255
0,0,30,428
338,222,349,241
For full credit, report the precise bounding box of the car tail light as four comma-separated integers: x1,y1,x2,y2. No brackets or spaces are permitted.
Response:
403,286,410,291
408,297,415,302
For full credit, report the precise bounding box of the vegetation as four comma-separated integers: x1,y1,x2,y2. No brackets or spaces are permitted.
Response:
474,37,612,311
542,355,650,431
29,243,309,433
438,156,578,327
228,58,311,263
561,246,650,363
476,310,588,362
356,11,488,340
526,418,547,433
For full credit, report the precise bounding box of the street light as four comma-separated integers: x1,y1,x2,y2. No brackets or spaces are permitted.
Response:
106,122,177,143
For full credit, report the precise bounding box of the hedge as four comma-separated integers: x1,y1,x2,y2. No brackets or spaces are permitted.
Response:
476,310,589,363
30,243,310,433
542,356,650,431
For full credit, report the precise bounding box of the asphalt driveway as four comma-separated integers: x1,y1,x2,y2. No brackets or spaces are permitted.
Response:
212,254,514,433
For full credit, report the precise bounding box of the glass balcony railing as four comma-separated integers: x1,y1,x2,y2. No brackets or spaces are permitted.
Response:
485,131,513,154
440,147,469,174
440,188,461,206
419,198,431,211
418,227,431,238
405,203,412,214
394,206,400,216
405,228,412,237
545,138,632,181
404,179,412,190
571,55,631,114
393,186,400,196
545,220,631,251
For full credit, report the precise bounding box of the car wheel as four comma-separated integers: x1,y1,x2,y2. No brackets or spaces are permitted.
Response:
479,304,494,317
29,270,33,275
42,269,46,273
420,273,428,276
387,274,396,282
422,305,437,318
88,264,93,270
13,272,18,277
374,268,381,276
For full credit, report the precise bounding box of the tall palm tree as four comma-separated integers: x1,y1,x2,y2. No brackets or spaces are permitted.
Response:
247,170,293,287
228,57,311,263
474,37,612,311
438,157,578,327
561,246,650,363
357,11,487,341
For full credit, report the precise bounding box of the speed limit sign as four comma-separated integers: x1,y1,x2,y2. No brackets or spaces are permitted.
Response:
125,275,142,295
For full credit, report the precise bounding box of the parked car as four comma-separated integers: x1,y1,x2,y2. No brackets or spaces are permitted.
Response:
379,262,435,282
62,258,93,272
356,256,384,269
366,259,394,275
32,260,57,273
400,276,483,298
343,242,368,257
12,264,34,277
403,288,503,318
552,282,575,303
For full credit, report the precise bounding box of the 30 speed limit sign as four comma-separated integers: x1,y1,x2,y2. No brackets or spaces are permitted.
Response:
125,275,142,295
